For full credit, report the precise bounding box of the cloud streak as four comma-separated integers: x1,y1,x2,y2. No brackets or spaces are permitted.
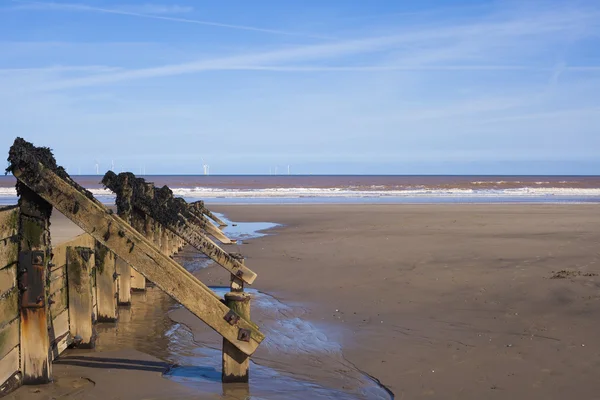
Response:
11,0,330,39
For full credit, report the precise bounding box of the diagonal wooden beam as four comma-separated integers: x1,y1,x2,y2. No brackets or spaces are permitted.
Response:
10,160,264,355
102,173,257,285
190,201,227,227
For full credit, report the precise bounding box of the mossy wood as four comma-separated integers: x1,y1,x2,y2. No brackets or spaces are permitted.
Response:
11,163,264,354
66,246,95,348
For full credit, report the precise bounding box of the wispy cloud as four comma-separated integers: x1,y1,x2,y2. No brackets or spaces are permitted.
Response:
113,4,193,15
11,0,330,39
28,6,600,91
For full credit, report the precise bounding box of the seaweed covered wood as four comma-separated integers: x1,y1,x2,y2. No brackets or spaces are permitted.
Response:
102,172,256,284
7,138,264,355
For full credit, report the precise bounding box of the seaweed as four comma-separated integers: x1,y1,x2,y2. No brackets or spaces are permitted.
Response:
6,137,99,204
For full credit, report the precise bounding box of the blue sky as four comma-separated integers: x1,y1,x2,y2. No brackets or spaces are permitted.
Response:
1,0,599,175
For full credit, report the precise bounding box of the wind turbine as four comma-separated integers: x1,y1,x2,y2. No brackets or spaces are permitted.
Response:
94,160,99,175
111,160,115,172
201,158,209,176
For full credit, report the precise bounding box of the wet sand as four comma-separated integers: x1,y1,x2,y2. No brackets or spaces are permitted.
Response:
202,204,600,399
9,204,600,399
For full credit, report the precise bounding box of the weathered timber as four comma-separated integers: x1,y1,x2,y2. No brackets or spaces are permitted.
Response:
130,210,146,290
187,211,234,245
95,242,118,322
161,228,170,256
0,206,19,239
0,319,19,360
48,265,66,295
49,287,67,316
222,292,251,383
17,184,51,384
0,266,16,297
0,239,18,271
10,161,264,354
0,289,18,327
102,173,254,282
66,246,95,348
0,346,19,391
49,309,70,360
116,257,131,306
190,201,227,227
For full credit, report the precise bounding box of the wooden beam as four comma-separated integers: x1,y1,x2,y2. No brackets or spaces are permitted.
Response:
190,201,227,227
17,184,51,384
12,164,264,355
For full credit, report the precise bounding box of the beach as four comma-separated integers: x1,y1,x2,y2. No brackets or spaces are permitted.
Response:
8,203,600,399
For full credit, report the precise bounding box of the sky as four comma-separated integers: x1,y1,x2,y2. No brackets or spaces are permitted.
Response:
1,0,599,175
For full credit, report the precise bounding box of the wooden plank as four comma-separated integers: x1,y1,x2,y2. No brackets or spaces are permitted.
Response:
166,212,256,284
66,247,95,347
0,239,18,271
50,287,68,317
95,242,118,322
49,309,70,360
0,319,19,361
49,265,66,296
0,206,18,240
0,289,18,328
190,201,227,227
188,211,233,244
0,346,19,389
13,163,264,355
0,266,16,297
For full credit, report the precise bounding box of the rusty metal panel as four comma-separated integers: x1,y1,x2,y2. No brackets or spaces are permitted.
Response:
18,251,46,308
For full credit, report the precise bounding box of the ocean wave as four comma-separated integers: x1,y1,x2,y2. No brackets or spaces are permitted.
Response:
1,186,600,199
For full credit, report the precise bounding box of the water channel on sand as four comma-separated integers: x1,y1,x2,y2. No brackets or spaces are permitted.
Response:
94,215,394,399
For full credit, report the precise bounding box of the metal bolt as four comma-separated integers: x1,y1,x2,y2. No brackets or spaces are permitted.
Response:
237,328,251,342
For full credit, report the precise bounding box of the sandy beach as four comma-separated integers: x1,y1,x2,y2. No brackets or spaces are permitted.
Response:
9,203,600,399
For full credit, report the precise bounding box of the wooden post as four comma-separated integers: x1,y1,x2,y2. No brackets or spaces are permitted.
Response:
223,254,249,382
95,242,118,322
11,158,264,355
115,257,130,306
222,292,251,383
161,229,170,256
66,246,95,348
115,174,133,302
17,184,52,384
130,210,146,291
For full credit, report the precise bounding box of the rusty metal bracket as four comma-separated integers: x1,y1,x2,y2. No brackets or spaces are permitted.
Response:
18,250,46,308
223,310,240,326
237,328,251,342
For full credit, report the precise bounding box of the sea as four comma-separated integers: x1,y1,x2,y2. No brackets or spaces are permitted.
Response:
1,175,600,205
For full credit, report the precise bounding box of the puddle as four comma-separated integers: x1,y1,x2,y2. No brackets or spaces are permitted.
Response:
216,212,280,242
93,215,393,399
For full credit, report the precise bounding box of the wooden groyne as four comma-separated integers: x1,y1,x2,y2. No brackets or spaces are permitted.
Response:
0,137,261,394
